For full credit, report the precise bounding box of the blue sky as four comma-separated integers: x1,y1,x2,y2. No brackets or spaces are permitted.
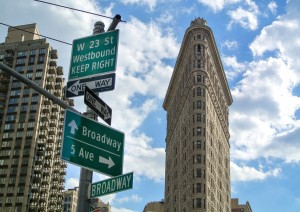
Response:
1,0,300,211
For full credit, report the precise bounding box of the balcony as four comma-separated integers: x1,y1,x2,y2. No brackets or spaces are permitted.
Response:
48,66,56,74
51,112,58,120
37,148,44,156
54,91,61,98
56,76,63,83
40,123,48,131
43,98,52,106
46,81,54,90
50,49,58,59
60,170,66,175
45,153,52,160
46,143,54,151
42,106,50,113
52,106,59,113
38,139,46,147
55,83,62,90
49,60,57,67
39,132,47,139
35,157,43,165
41,114,50,123
44,161,51,168
56,66,63,75
48,135,55,143
49,127,56,135
61,162,67,168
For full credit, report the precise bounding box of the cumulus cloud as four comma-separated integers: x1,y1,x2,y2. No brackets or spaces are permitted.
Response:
268,1,278,14
231,162,281,182
197,0,240,12
120,0,158,11
222,40,238,50
222,56,246,81
115,194,142,204
229,0,300,166
65,178,79,189
226,0,259,30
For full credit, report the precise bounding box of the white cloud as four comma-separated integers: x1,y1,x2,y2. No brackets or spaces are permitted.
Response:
197,0,240,12
268,1,278,14
115,194,142,204
227,7,258,30
222,40,238,50
65,178,79,190
231,162,281,182
230,56,300,161
111,207,138,212
229,0,300,165
223,56,246,81
120,0,158,11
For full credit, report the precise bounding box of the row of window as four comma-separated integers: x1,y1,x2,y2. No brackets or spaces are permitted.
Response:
2,130,35,139
1,140,32,148
17,49,46,57
7,104,38,114
15,64,44,72
9,97,39,104
4,122,35,130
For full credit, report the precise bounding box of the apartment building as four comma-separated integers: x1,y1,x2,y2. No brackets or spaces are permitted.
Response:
0,23,73,211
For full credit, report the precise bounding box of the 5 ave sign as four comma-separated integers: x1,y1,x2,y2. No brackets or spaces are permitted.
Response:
89,172,133,198
61,109,124,176
84,86,112,125
68,29,119,81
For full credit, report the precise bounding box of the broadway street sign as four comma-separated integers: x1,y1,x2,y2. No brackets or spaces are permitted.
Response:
61,109,124,176
84,86,112,125
66,73,115,98
68,30,119,81
89,172,133,198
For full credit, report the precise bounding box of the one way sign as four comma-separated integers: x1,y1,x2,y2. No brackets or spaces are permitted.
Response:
65,73,115,98
84,86,112,125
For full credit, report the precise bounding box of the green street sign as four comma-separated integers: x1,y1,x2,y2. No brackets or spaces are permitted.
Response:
68,30,119,81
89,172,133,198
61,109,124,176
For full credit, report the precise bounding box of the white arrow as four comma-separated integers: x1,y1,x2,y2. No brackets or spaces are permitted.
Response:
99,156,115,168
96,101,111,120
67,78,113,95
67,80,80,95
68,120,78,134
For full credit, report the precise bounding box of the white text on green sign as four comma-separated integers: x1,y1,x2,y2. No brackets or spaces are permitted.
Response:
90,172,133,198
69,30,119,80
61,109,124,176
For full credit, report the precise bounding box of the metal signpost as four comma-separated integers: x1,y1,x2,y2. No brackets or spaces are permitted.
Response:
68,29,119,81
84,86,112,125
89,172,133,198
66,73,115,98
61,109,124,177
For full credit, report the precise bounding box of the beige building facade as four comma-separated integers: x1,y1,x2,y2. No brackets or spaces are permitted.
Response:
0,23,73,211
143,200,165,212
163,18,233,212
63,188,78,212
231,198,252,212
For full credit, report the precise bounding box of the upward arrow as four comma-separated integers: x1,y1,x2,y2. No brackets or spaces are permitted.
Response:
68,120,78,134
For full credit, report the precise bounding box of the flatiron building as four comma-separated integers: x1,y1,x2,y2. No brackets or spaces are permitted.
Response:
163,18,233,212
